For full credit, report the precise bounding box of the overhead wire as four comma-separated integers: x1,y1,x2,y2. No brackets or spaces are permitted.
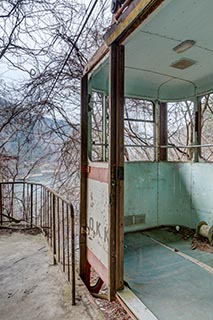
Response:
76,0,95,32
80,0,110,47
87,0,110,31
46,0,99,101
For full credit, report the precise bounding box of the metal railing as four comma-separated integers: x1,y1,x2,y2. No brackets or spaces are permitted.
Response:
0,181,75,305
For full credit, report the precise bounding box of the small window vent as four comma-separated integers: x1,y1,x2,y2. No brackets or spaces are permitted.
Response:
124,214,146,226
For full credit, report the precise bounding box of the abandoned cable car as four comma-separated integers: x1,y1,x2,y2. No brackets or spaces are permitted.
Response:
80,0,213,319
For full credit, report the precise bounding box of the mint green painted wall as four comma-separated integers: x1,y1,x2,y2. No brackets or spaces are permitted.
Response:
191,163,213,226
124,162,158,232
158,163,192,227
124,162,213,232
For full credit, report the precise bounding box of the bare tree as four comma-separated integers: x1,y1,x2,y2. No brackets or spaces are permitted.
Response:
0,0,110,205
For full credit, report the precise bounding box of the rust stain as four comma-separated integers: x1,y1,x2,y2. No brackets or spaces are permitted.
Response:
104,0,165,46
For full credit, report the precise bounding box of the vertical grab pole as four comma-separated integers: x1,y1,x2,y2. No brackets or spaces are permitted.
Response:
159,102,168,161
194,97,201,162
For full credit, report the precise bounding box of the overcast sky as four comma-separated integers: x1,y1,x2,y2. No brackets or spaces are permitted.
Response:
0,0,111,87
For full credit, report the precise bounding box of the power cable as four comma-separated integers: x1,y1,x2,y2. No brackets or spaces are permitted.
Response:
46,0,99,101
76,0,94,34
81,0,110,45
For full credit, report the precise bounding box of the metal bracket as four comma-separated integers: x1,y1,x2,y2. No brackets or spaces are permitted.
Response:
81,226,89,235
116,166,124,181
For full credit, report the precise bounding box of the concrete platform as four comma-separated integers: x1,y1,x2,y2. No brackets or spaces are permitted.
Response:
0,231,104,320
124,228,213,320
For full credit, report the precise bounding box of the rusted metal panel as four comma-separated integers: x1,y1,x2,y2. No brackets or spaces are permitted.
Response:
87,248,108,285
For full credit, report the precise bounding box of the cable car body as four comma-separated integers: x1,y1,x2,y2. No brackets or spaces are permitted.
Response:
80,1,213,318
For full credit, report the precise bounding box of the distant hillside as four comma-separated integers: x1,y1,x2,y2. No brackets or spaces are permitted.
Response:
0,97,8,107
0,96,73,178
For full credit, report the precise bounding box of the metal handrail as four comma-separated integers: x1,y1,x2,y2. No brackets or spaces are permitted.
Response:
92,142,213,149
0,181,75,305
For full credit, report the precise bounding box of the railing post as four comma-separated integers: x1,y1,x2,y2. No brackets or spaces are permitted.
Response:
22,182,26,221
0,181,75,304
30,184,33,227
11,183,14,218
43,188,45,228
40,186,43,227
52,194,57,265
35,185,37,226
47,191,50,241
0,184,2,225
57,197,60,263
66,203,70,282
62,201,65,272
70,203,76,305
25,183,29,221
50,192,53,247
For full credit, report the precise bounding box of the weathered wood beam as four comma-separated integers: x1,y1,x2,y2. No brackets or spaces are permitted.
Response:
79,75,88,282
104,0,164,46
83,43,109,76
109,43,125,300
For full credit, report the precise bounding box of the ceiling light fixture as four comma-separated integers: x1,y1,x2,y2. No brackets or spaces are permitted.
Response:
173,40,196,53
170,58,196,70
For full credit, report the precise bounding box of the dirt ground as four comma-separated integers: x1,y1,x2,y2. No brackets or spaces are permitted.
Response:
2,224,211,320
0,230,104,320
